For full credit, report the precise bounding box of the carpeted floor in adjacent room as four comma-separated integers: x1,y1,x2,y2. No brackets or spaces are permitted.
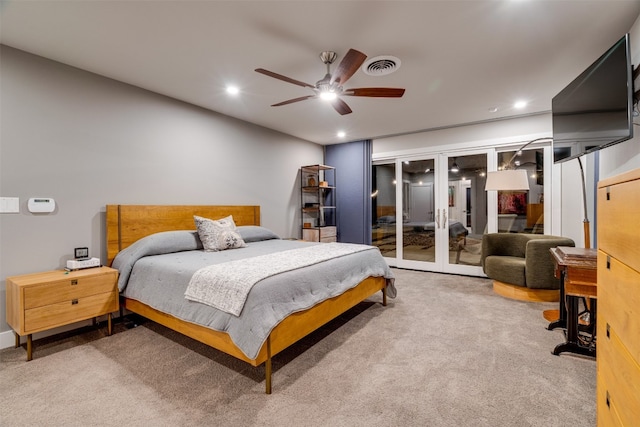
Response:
0,268,595,427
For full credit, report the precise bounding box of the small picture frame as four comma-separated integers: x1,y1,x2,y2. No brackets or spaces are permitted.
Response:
74,247,89,260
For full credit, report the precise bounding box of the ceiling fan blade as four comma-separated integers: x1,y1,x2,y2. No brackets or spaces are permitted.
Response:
330,49,367,86
255,68,315,89
344,88,406,97
271,95,317,107
331,98,353,115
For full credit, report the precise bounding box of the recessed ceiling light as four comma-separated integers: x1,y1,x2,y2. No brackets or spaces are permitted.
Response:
226,86,239,95
514,100,527,109
337,131,346,138
488,107,499,113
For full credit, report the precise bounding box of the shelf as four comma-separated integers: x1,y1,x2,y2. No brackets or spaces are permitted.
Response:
302,186,335,191
301,164,337,242
303,206,336,212
301,164,335,173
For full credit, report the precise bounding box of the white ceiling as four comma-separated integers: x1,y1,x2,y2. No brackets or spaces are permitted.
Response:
2,0,640,145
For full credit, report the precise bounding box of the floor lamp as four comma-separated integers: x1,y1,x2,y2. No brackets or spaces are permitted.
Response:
485,137,552,192
576,157,591,249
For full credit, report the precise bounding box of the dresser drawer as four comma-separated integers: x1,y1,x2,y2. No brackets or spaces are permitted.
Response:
597,318,640,427
24,273,117,309
598,252,640,361
597,371,625,427
597,179,640,272
24,291,118,333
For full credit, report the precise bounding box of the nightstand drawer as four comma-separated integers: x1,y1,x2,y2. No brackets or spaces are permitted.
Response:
23,273,116,309
24,291,118,333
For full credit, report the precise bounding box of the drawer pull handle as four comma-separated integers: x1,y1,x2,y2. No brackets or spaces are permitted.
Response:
606,255,610,270
71,299,78,305
606,323,610,339
71,280,78,286
606,186,611,200
606,391,610,408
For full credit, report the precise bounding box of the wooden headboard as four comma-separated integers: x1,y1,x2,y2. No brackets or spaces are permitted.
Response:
106,205,261,265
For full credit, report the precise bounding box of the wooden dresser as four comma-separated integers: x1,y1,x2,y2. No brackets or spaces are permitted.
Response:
6,266,119,360
596,168,640,426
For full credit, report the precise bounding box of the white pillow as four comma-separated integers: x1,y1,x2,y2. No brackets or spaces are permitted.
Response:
194,215,246,252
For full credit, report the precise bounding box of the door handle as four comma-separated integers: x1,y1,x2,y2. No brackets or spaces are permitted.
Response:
443,210,447,227
435,209,441,229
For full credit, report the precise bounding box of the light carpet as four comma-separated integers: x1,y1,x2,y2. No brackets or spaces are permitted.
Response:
0,268,595,426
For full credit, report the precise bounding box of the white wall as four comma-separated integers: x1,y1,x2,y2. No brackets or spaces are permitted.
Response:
599,15,640,180
373,114,551,156
0,46,323,338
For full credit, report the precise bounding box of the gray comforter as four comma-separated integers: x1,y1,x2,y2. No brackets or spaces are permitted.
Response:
112,227,395,360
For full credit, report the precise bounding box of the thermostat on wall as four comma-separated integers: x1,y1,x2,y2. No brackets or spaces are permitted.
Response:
28,198,56,213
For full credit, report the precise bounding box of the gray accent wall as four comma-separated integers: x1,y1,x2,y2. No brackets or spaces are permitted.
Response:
325,140,372,244
0,46,323,336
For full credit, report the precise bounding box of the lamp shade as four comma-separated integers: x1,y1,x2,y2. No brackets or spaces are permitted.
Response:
485,170,530,191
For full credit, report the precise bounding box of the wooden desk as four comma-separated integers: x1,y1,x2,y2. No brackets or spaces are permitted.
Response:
549,246,597,357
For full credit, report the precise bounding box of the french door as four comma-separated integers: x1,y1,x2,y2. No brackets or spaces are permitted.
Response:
372,149,492,275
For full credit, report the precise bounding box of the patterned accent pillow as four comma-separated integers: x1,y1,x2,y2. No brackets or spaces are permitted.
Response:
194,215,247,252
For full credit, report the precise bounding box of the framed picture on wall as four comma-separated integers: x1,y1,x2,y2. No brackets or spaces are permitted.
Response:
498,191,527,215
448,186,455,207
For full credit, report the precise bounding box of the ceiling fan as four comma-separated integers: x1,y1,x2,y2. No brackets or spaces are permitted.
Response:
255,49,405,115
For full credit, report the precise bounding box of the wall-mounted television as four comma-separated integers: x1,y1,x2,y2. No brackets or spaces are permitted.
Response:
552,34,634,163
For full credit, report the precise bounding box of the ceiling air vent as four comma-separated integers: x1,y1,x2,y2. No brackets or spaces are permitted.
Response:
362,55,401,76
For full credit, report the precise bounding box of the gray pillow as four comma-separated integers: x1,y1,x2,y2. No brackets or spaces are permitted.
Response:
236,226,281,243
194,215,247,252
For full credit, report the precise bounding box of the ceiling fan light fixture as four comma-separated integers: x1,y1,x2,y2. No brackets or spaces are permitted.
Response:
256,48,406,115
320,91,337,101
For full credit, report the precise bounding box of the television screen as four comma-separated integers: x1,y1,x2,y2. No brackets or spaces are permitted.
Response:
552,34,633,163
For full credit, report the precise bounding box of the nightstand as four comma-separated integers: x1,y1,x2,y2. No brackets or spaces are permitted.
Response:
6,266,119,361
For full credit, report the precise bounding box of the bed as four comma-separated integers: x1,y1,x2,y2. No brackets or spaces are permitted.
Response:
106,204,395,394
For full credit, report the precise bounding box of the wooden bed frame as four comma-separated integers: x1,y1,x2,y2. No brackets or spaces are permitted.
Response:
106,204,388,393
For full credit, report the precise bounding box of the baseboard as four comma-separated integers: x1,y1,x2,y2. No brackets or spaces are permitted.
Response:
1,330,15,350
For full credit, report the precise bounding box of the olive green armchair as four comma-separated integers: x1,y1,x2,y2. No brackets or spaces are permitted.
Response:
481,233,575,301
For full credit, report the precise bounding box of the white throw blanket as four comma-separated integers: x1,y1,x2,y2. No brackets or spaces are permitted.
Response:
185,243,374,316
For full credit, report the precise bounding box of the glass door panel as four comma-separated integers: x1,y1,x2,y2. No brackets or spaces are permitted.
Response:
443,152,488,271
374,149,490,276
496,148,545,233
401,159,437,263
371,163,397,259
